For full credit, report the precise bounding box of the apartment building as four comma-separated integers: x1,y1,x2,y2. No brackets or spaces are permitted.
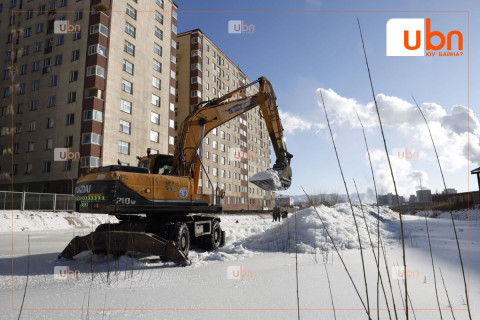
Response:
175,29,274,210
0,0,177,193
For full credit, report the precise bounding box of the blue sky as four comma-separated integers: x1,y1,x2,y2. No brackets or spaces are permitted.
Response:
175,0,480,198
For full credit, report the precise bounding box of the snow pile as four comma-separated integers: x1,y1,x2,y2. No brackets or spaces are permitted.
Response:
0,210,117,232
188,204,401,266
241,204,399,253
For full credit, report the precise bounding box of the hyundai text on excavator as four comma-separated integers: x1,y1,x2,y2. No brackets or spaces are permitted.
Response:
59,77,292,265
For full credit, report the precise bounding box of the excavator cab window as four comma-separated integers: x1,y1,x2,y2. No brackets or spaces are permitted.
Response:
153,156,174,175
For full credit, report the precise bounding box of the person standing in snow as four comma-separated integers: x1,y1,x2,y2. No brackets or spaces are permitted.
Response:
273,206,280,222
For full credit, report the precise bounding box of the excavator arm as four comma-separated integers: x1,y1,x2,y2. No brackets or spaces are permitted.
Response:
172,76,292,192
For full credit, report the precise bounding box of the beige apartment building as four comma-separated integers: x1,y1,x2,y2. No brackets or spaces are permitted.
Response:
175,29,274,210
0,0,177,193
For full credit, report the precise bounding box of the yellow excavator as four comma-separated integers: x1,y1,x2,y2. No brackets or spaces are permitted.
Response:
60,77,292,265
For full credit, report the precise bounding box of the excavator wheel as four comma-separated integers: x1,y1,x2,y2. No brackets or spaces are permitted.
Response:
157,222,190,258
200,220,222,250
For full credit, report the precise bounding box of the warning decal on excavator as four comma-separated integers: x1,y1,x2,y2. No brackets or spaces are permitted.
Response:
179,187,188,198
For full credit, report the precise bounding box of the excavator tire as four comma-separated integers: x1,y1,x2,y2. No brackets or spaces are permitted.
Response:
200,220,222,250
157,222,190,257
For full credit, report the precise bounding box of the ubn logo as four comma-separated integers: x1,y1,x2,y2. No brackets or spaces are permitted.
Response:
54,20,81,34
392,266,419,280
228,147,256,162
54,148,80,161
228,20,255,34
386,18,463,56
393,148,419,161
227,266,254,280
54,266,81,280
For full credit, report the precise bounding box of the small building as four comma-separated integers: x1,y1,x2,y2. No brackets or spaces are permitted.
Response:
377,193,404,206
416,189,432,203
276,196,294,207
441,188,457,194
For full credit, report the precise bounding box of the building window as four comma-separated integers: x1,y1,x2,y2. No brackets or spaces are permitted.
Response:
169,119,174,128
83,109,103,122
124,40,135,56
86,65,105,78
55,55,62,65
45,139,53,150
43,161,51,173
72,50,80,61
155,11,163,24
150,130,159,143
73,31,81,41
48,96,56,107
68,92,76,103
32,80,40,91
125,22,136,38
70,70,78,82
191,76,201,84
119,120,131,134
154,43,162,56
64,160,72,171
90,23,109,36
169,136,175,145
122,79,133,94
64,136,73,147
88,44,107,56
26,141,35,152
154,26,163,40
80,156,100,168
190,90,201,98
51,75,58,86
191,37,201,44
191,63,202,71
152,77,161,89
151,112,160,124
151,94,160,107
82,132,101,145
191,50,202,57
25,163,33,175
30,100,38,111
123,60,134,75
153,59,161,72
118,141,130,154
47,118,55,128
120,99,132,113
126,4,137,20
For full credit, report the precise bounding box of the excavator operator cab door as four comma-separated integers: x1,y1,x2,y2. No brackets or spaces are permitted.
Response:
153,155,174,175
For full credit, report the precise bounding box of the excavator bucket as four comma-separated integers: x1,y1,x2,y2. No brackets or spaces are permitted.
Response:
249,166,292,191
58,231,189,266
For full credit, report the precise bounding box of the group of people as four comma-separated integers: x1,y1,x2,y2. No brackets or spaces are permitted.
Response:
272,206,288,222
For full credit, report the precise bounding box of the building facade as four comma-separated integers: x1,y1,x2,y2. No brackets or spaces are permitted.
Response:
175,29,274,210
0,0,177,193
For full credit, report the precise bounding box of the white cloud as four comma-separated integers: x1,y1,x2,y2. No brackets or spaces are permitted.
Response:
279,110,324,135
314,87,479,194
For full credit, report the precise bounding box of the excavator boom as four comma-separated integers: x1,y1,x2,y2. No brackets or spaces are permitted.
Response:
173,76,292,191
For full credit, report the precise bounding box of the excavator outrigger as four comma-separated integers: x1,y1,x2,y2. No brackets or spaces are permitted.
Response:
60,77,292,265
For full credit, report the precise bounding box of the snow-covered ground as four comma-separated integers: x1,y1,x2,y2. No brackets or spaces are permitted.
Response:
0,205,479,319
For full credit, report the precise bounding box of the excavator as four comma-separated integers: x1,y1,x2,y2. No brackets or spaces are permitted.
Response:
60,76,292,265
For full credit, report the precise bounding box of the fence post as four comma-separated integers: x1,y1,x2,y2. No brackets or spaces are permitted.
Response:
21,192,25,211
53,193,57,212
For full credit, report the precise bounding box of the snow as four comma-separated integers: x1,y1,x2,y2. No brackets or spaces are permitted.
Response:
0,210,118,232
249,169,283,190
1,206,479,319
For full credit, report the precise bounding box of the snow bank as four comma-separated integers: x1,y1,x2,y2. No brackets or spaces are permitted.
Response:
188,204,401,266
0,210,117,232
414,208,480,221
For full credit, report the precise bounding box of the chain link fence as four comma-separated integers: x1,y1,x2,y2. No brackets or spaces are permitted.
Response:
0,191,75,212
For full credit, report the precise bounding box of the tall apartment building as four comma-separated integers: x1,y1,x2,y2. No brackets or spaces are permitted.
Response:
175,29,274,210
0,0,177,193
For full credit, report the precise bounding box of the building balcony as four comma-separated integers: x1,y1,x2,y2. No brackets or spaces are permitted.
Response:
91,0,111,11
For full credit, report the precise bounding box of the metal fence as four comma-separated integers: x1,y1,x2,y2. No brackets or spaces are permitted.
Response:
0,191,75,212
